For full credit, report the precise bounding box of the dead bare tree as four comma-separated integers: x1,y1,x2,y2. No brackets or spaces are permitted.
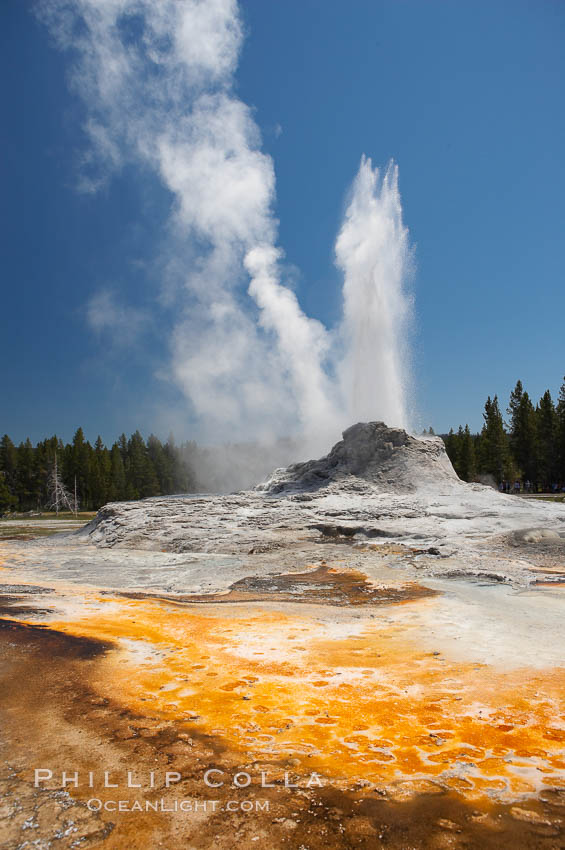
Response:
46,453,75,515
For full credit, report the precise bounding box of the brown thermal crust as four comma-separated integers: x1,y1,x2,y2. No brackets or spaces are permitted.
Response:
112,564,438,606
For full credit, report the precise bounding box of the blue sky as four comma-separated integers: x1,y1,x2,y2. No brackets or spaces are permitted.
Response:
1,0,564,445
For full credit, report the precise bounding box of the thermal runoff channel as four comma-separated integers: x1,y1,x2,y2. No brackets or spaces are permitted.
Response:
38,0,413,450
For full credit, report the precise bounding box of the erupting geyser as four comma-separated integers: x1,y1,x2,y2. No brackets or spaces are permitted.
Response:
39,0,415,452
336,159,413,431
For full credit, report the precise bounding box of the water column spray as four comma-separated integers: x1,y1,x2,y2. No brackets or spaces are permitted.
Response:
336,157,413,430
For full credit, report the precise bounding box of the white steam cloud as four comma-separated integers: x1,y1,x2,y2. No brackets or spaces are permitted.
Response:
38,0,413,453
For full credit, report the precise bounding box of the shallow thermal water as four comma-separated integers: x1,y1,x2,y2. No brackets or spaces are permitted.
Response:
1,536,564,808
409,578,565,670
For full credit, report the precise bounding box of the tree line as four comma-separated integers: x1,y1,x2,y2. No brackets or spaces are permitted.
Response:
3,377,564,513
0,428,196,513
443,377,565,491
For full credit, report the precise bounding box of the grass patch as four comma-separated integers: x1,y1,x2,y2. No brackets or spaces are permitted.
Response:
0,526,69,540
0,512,96,540
1,511,97,522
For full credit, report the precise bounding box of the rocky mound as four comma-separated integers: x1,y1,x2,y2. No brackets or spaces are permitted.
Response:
74,421,565,583
257,422,459,494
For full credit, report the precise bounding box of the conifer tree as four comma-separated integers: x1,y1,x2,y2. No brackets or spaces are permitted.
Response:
536,390,557,487
0,435,18,494
127,431,160,499
444,429,457,468
512,392,538,482
458,425,476,482
147,434,173,494
90,436,111,507
556,376,565,483
109,444,127,501
0,473,13,514
479,395,509,482
507,380,524,433
71,428,92,508
16,439,40,510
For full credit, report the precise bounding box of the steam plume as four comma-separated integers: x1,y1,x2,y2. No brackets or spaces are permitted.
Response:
38,0,413,452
